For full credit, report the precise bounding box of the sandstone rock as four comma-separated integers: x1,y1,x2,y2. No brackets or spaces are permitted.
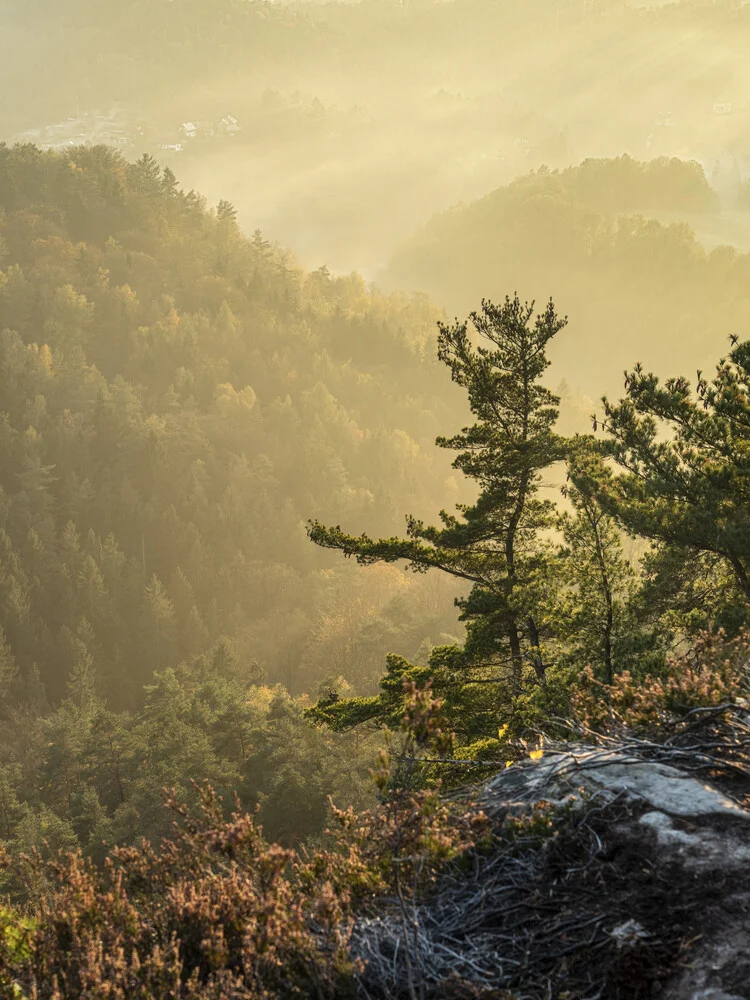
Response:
353,742,750,999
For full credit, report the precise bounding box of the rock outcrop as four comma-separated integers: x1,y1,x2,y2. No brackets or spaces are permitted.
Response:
352,730,750,999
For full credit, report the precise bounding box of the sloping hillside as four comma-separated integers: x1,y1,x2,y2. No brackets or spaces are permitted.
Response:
0,143,466,708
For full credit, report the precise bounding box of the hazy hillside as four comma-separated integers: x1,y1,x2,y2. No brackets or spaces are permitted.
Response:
5,0,750,274
3,4,750,992
0,143,468,712
385,155,750,398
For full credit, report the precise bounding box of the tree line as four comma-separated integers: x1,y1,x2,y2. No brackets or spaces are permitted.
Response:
1,143,749,902
385,156,749,399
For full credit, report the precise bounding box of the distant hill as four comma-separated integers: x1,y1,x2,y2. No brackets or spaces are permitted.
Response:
6,0,750,275
384,156,750,397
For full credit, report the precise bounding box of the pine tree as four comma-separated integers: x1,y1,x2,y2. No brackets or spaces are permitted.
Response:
84,709,132,810
161,166,179,198
0,763,22,839
216,199,238,223
139,575,177,676
557,443,641,684
42,705,86,812
309,295,567,735
0,625,19,706
77,554,107,621
130,153,161,193
66,644,99,713
594,339,750,606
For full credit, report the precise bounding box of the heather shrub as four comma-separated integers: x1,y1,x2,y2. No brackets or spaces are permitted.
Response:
0,785,372,999
0,686,486,1000
572,630,750,734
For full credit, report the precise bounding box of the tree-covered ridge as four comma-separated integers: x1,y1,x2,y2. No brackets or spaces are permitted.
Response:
0,142,466,712
7,1,746,278
527,155,717,215
385,156,749,396
3,283,749,998
4,144,750,997
0,142,476,886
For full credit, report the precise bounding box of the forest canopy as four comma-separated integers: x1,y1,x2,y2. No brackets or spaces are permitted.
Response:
0,143,477,863
0,142,470,709
3,0,750,992
1,146,750,869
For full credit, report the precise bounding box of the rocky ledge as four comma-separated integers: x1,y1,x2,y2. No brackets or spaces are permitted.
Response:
352,715,750,1000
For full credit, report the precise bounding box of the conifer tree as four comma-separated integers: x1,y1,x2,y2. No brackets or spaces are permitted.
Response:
556,443,640,684
593,339,750,605
0,625,19,706
139,575,177,676
309,295,567,734
0,763,22,840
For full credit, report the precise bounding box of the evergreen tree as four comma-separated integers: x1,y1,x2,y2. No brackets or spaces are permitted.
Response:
594,339,750,609
556,443,641,684
0,625,19,706
216,199,238,224
310,295,567,736
139,575,177,676
637,543,739,636
83,709,132,811
66,644,99,713
0,763,22,840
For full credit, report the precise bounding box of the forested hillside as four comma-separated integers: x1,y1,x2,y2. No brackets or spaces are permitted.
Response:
4,0,750,992
386,155,750,396
3,238,750,998
8,0,750,275
0,143,478,862
1,148,747,871
3,143,750,999
0,142,471,709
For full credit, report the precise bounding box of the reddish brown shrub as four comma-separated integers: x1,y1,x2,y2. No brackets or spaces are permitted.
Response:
573,629,750,734
0,686,486,1000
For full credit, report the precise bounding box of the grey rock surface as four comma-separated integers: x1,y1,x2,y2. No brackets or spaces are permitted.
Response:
354,743,750,999
484,748,750,819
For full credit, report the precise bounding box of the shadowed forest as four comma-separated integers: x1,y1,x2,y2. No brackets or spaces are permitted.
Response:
1,2,750,998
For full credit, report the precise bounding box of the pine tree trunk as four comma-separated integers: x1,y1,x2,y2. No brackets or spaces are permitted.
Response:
508,624,523,693
727,553,750,602
526,616,546,683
